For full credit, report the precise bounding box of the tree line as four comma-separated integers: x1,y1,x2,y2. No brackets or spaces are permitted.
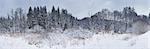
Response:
0,6,149,34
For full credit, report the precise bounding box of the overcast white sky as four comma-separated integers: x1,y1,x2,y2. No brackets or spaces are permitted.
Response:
0,0,149,19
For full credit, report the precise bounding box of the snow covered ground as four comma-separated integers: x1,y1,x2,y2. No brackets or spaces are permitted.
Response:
0,30,149,49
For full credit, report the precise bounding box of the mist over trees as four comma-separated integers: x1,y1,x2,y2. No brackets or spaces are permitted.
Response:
0,6,149,34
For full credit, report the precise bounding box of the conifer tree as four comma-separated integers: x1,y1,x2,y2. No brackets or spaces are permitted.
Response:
52,6,55,13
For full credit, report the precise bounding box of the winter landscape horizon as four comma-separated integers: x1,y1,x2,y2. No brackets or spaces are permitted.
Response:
0,0,150,49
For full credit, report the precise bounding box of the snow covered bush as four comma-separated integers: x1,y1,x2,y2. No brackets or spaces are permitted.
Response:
64,28,94,39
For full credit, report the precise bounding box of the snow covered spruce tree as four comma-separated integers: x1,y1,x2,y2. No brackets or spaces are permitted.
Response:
27,6,47,29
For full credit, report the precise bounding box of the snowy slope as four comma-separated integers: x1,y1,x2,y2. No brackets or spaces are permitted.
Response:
0,31,149,49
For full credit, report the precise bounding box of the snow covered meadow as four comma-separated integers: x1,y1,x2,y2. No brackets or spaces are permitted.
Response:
0,29,149,49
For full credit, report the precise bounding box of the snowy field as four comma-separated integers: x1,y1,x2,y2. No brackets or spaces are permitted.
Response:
0,30,149,49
